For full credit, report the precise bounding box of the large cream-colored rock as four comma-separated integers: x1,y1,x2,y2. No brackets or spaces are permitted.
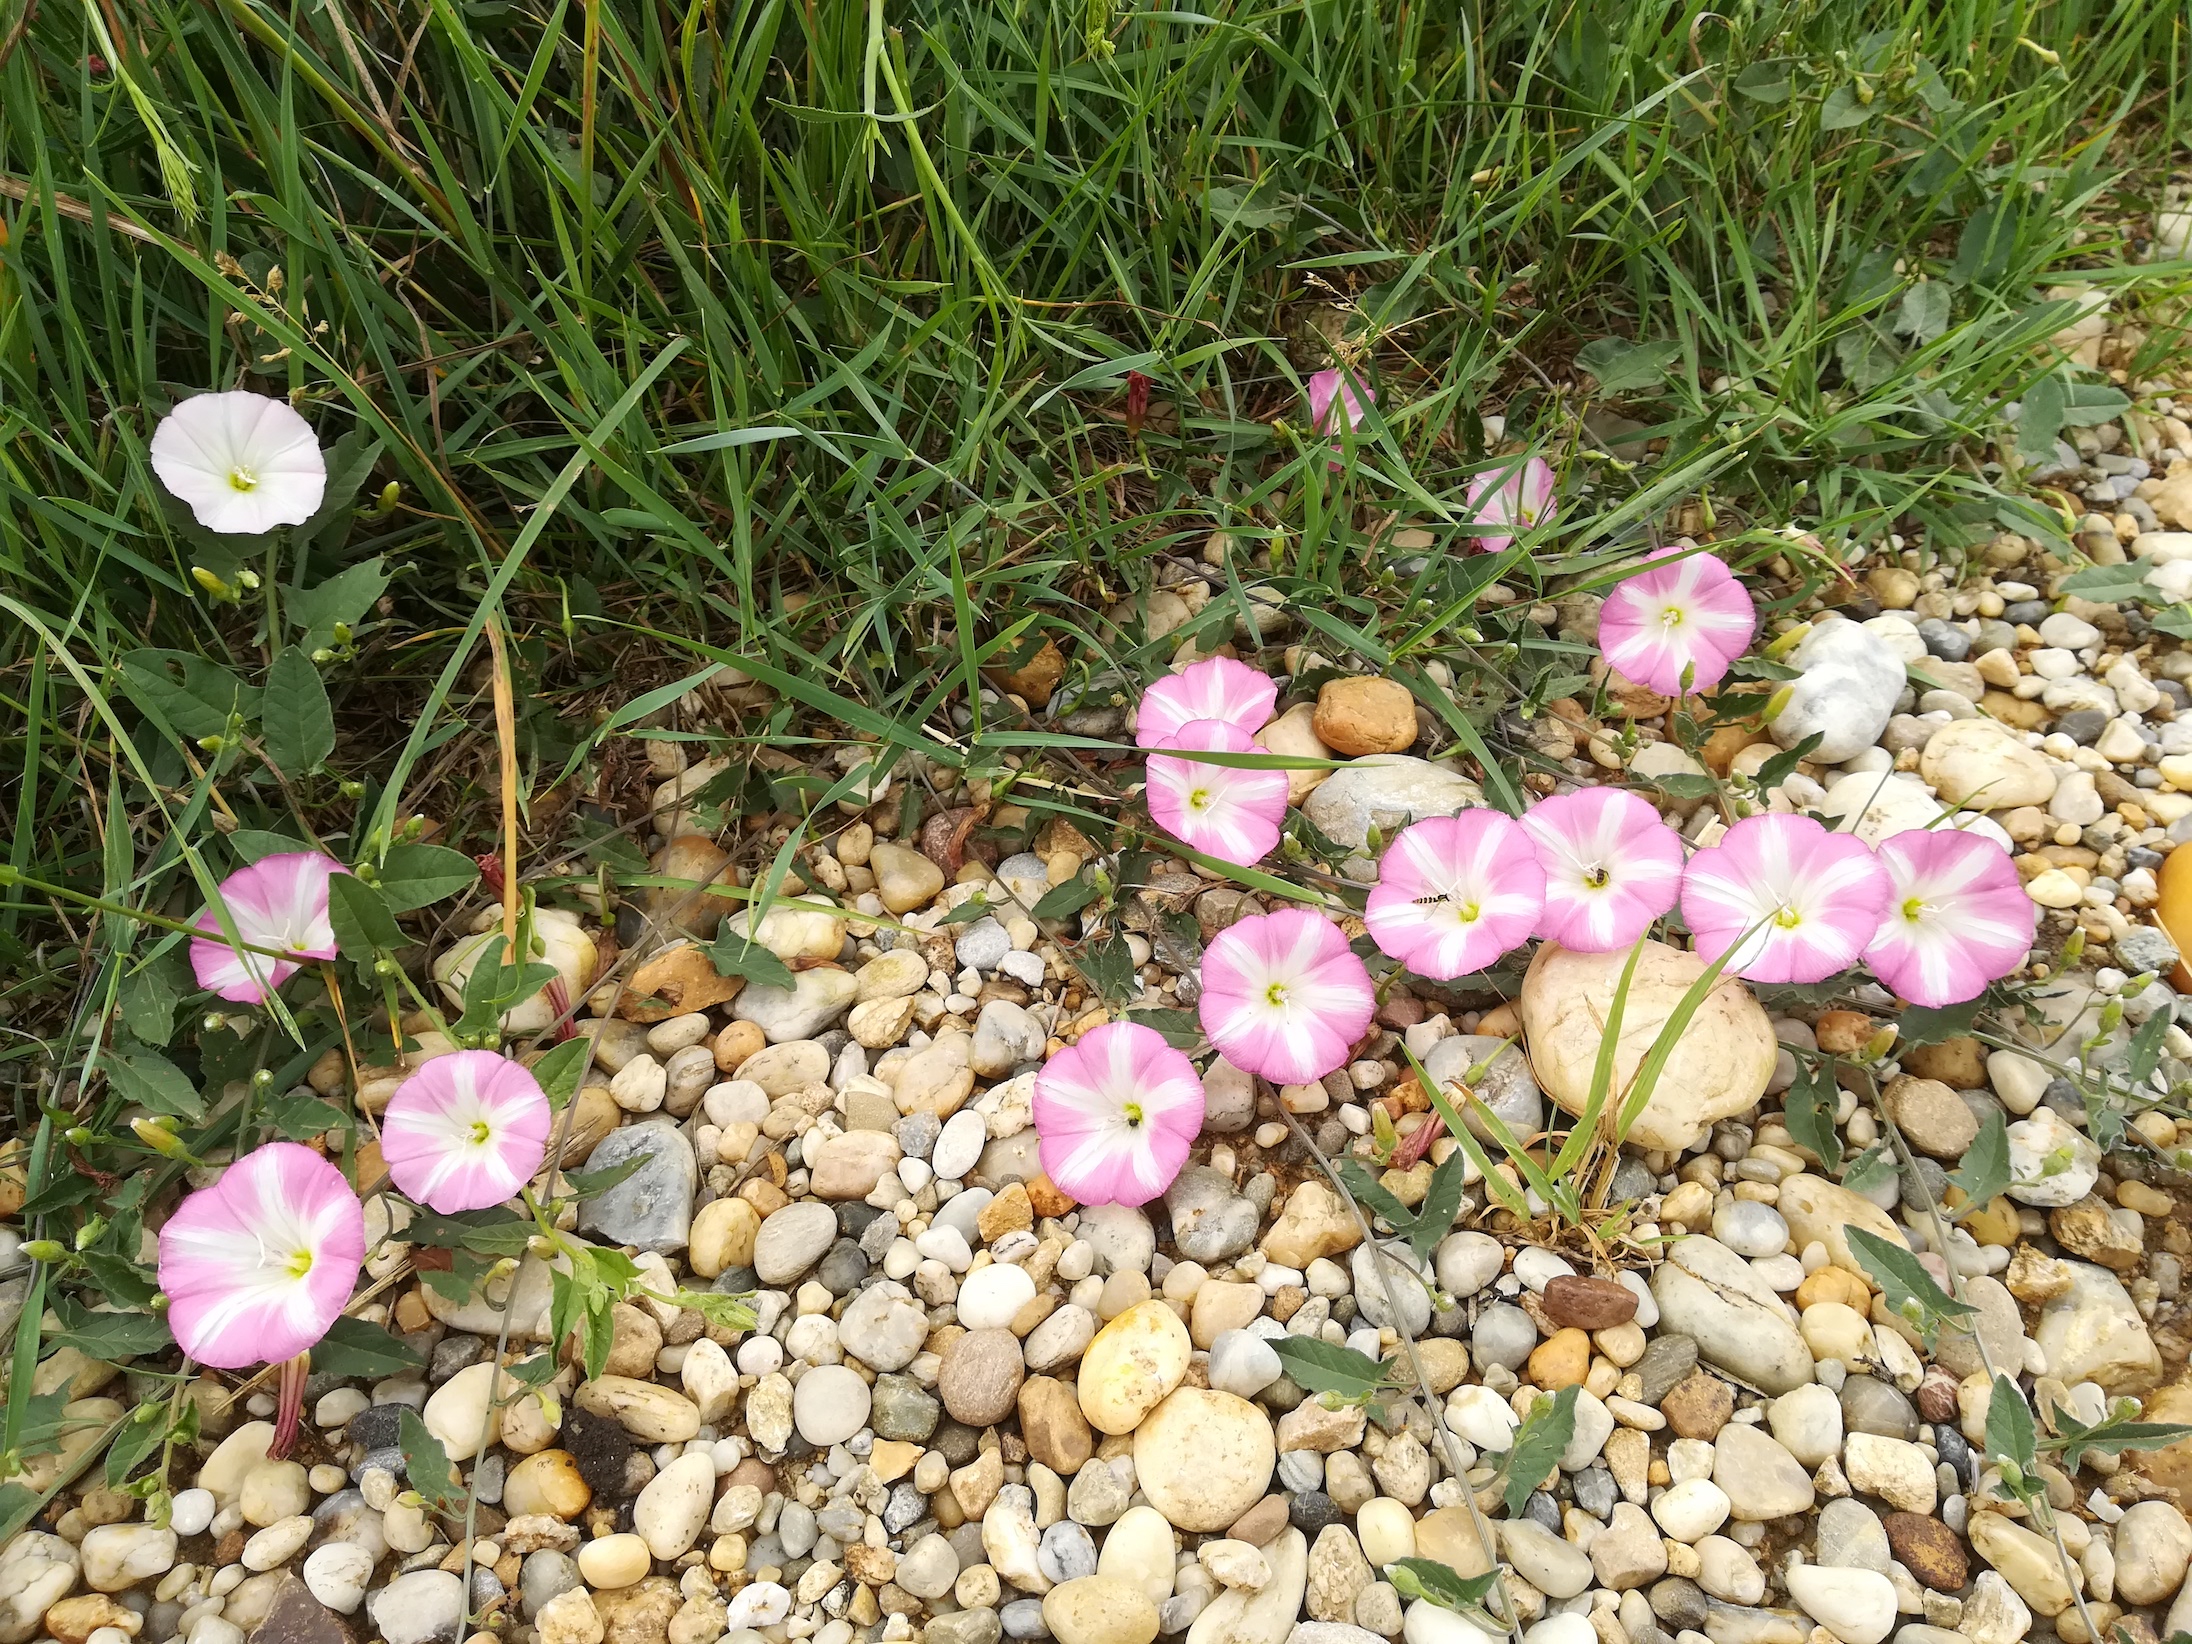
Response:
1919,720,2058,811
434,908,597,1033
1134,1389,1275,1532
1775,1175,1909,1276
1079,1302,1191,1435
1518,940,1776,1151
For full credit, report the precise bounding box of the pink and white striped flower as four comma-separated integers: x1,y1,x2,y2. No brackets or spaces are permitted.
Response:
190,852,347,1005
1307,368,1374,467
1864,831,2035,1007
1365,813,1545,980
1681,814,1890,984
157,1143,365,1369
1597,547,1756,696
1032,1023,1205,1206
381,1051,554,1214
1521,787,1686,952
1146,718,1290,866
1463,456,1557,552
1199,907,1377,1085
1135,656,1278,749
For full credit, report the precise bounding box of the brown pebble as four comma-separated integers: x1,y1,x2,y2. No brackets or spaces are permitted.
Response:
1542,1274,1638,1331
1226,1494,1292,1547
1884,1511,1970,1590
938,1328,1025,1426
1813,1009,1876,1056
1017,1377,1092,1474
1659,1370,1734,1439
1913,1369,1961,1424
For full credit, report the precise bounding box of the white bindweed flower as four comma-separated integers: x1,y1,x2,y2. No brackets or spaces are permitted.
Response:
150,391,327,534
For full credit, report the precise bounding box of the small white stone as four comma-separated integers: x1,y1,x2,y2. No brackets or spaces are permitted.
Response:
302,1543,374,1614
169,1490,216,1537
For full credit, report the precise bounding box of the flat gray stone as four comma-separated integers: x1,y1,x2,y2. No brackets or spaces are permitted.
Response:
575,1121,695,1253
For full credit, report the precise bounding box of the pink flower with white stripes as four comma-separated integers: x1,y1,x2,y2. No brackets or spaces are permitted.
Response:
1198,907,1377,1085
1864,830,2035,1007
1521,787,1686,952
157,1143,364,1369
190,852,346,1005
1135,656,1277,749
382,1051,554,1213
1145,718,1290,866
1681,814,1890,984
1307,368,1374,467
1463,456,1557,552
1597,546,1756,696
1365,813,1545,979
1033,1023,1204,1206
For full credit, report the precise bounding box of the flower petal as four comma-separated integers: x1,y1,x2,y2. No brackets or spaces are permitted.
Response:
1364,813,1544,979
1032,1023,1203,1206
1198,907,1376,1085
1145,719,1290,866
383,1050,553,1213
150,392,329,536
158,1142,364,1368
1135,658,1279,748
189,853,347,1004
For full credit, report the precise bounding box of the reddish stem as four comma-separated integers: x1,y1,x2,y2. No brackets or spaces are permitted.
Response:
268,1351,312,1460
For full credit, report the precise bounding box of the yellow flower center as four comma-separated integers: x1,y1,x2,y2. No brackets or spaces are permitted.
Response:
1583,866,1610,888
1123,1102,1144,1129
1901,896,1926,923
1188,786,1213,813
1265,982,1289,1007
285,1248,315,1279
1774,906,1803,930
470,1119,493,1146
228,466,260,493
1660,604,1685,628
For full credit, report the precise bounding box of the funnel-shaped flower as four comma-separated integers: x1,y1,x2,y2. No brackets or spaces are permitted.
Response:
1199,907,1377,1085
1146,718,1290,866
157,1142,365,1369
1464,456,1557,552
1365,813,1545,979
190,852,346,1005
1521,787,1686,952
1308,368,1374,468
1135,656,1278,749
1681,813,1890,984
1597,547,1756,696
1032,1023,1204,1206
1864,831,2035,1007
382,1050,553,1213
151,392,327,535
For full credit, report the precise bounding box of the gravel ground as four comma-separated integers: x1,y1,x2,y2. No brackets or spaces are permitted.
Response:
13,317,2192,1644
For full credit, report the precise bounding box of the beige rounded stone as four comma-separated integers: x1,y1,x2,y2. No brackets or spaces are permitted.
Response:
1132,1388,1274,1532
504,1450,592,1520
871,843,946,915
1042,1576,1159,1644
1254,702,1334,804
688,1197,760,1278
1313,677,1418,757
1919,720,2058,810
1078,1301,1191,1435
576,1533,652,1590
1518,939,1777,1152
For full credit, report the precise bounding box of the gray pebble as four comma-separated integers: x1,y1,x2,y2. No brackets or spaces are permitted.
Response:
1037,1521,1097,1583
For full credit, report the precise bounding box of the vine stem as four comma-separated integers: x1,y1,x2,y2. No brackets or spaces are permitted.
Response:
1281,1109,1526,1644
